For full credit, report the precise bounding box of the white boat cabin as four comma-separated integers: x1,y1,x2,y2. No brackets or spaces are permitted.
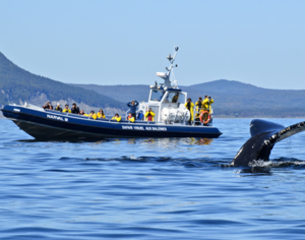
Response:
134,46,213,126
135,47,190,124
137,86,189,124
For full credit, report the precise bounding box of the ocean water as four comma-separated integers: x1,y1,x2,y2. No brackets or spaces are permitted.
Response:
1,118,305,240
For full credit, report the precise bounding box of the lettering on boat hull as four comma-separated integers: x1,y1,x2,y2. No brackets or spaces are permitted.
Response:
47,114,68,122
122,125,167,131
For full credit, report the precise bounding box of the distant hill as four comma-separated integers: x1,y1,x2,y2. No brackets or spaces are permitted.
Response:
73,80,305,118
74,84,149,103
182,79,304,107
0,52,125,114
1,50,305,118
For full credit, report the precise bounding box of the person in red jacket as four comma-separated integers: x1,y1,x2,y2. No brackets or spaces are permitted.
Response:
145,108,155,121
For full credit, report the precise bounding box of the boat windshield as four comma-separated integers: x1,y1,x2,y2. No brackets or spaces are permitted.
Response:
165,92,179,103
150,90,165,102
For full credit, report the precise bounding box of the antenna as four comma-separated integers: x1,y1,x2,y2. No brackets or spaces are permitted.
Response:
156,46,179,88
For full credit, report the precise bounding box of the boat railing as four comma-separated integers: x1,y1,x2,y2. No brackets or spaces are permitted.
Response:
196,107,213,114
45,110,211,126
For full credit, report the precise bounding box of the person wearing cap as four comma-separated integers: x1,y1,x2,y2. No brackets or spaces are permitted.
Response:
55,103,62,112
71,103,80,114
111,113,122,122
42,101,53,110
97,109,106,119
144,108,155,121
62,104,71,113
127,100,139,119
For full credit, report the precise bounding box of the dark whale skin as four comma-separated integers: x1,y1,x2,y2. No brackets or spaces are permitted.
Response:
231,119,305,167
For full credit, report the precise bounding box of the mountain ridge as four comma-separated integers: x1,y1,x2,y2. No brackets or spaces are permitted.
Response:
72,80,305,117
1,50,305,118
0,51,126,115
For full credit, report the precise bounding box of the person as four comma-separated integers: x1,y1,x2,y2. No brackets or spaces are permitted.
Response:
145,108,155,121
203,95,214,113
126,112,135,123
137,110,144,120
111,113,122,122
71,103,80,114
87,110,97,119
195,97,203,112
172,93,179,103
62,104,71,113
97,109,105,119
184,98,194,124
55,103,62,112
194,112,201,125
42,101,53,110
127,100,139,119
79,109,85,115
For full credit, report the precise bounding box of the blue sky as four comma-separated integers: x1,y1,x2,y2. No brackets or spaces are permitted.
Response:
1,0,304,89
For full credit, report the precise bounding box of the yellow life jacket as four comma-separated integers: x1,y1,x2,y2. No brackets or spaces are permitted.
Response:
97,112,105,118
184,102,194,121
63,108,71,113
89,113,97,120
128,116,135,122
144,111,155,121
203,98,214,113
111,116,121,122
195,101,204,112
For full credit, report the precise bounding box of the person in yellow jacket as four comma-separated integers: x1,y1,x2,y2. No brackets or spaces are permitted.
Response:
126,113,135,123
62,104,71,113
97,109,106,118
84,110,97,119
203,95,214,113
145,108,155,121
111,113,122,122
184,98,194,123
195,97,203,112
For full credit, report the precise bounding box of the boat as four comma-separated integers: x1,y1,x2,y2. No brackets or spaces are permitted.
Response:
1,47,222,141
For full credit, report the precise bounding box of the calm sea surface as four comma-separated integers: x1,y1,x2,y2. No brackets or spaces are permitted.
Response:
1,118,305,240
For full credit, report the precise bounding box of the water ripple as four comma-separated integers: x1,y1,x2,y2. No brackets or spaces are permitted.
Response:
1,119,305,239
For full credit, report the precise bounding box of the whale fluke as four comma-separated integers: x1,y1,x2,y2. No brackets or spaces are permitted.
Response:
231,119,305,167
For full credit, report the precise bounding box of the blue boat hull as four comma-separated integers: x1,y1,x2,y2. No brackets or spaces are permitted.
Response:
1,105,222,140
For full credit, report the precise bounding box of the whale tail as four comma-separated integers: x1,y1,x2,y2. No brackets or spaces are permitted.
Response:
231,119,305,167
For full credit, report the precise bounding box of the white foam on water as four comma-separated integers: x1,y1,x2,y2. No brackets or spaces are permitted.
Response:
248,159,271,167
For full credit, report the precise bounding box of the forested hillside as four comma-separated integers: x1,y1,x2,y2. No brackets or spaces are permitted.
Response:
74,84,149,103
0,52,125,111
73,80,305,118
1,50,305,118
